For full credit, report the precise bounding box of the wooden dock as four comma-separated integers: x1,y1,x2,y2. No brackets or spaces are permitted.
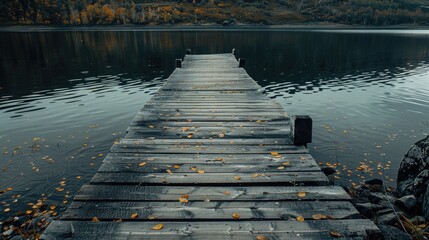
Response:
42,52,380,239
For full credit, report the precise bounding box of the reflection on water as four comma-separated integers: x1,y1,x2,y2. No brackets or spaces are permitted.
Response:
0,30,429,219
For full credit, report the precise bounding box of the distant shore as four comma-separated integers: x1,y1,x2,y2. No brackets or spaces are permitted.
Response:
1,23,429,32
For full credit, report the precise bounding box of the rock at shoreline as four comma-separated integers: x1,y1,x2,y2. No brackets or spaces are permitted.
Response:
395,195,417,213
377,225,410,240
397,135,429,198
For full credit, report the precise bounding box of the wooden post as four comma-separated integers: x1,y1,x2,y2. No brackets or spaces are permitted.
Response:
232,48,236,55
291,115,312,147
186,49,192,55
176,59,182,68
239,58,245,68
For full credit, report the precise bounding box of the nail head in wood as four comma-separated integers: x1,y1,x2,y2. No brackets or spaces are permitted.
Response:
176,59,182,68
239,58,245,68
291,115,312,147
186,49,192,55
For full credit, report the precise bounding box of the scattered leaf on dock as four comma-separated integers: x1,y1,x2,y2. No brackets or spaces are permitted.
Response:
92,217,100,223
232,213,240,219
297,192,306,198
233,176,241,180
139,162,147,167
151,224,164,230
296,216,304,222
130,213,139,219
330,231,342,237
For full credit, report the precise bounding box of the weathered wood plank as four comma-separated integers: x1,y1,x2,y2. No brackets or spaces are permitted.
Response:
125,126,291,139
129,121,290,128
61,201,360,221
110,143,308,154
90,172,329,186
75,185,351,202
103,153,315,164
97,160,319,173
118,138,292,146
41,219,379,240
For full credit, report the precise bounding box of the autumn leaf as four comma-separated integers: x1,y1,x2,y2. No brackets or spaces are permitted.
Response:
218,133,225,138
4,208,10,212
197,169,205,174
251,173,260,178
270,152,279,156
49,205,56,210
297,192,306,198
296,216,304,222
179,194,189,203
166,169,173,174
312,214,327,220
282,162,290,165
190,166,197,171
130,213,139,219
215,157,224,161
139,162,147,167
26,210,33,214
233,176,241,180
277,166,285,170
98,153,103,157
330,231,342,237
232,213,240,219
147,215,158,220
223,191,231,195
151,223,164,230
173,164,181,169
256,236,269,240
92,217,100,223
6,187,13,191
187,133,193,138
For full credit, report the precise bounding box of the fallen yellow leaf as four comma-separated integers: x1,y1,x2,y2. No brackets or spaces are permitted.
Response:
233,176,241,180
297,192,306,198
296,216,304,222
179,194,189,203
251,173,260,178
147,215,158,220
277,166,285,170
282,162,290,165
139,162,147,167
197,169,205,174
151,223,164,230
312,214,326,220
6,187,13,191
49,205,56,210
223,191,231,195
218,133,225,138
166,169,173,174
173,164,181,169
26,210,33,214
187,133,193,138
270,152,279,156
4,208,10,212
256,236,269,240
92,217,100,223
330,231,342,237
232,213,240,219
190,167,197,171
130,213,139,219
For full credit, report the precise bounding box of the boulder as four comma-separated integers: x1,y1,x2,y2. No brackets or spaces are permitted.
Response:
397,135,429,199
377,225,410,240
395,195,417,213
355,203,385,218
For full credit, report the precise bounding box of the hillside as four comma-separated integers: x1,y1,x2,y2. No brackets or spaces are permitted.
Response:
2,0,429,26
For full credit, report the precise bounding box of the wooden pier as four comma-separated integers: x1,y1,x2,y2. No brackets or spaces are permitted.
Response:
42,52,380,239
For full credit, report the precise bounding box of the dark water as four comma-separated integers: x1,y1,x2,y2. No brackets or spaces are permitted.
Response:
1,30,429,219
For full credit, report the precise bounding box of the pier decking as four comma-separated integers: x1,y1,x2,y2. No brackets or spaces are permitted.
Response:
42,52,380,239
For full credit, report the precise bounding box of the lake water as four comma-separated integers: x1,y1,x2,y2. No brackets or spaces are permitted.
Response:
1,29,429,220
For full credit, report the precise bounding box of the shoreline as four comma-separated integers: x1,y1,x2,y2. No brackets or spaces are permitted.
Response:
1,23,429,32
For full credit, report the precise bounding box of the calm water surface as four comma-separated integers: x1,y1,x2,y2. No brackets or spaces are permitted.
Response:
1,30,429,219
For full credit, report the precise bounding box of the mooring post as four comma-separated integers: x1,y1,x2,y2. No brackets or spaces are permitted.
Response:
291,115,312,147
176,59,182,68
186,49,192,55
239,58,245,68
232,48,236,55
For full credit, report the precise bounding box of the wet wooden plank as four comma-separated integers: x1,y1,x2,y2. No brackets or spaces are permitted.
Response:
125,126,291,139
103,153,315,164
61,201,360,221
90,172,329,186
118,138,292,146
97,160,319,173
129,121,290,128
75,185,351,202
110,143,308,154
41,219,379,240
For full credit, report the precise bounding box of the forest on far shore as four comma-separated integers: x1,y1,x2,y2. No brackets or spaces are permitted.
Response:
2,0,429,26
